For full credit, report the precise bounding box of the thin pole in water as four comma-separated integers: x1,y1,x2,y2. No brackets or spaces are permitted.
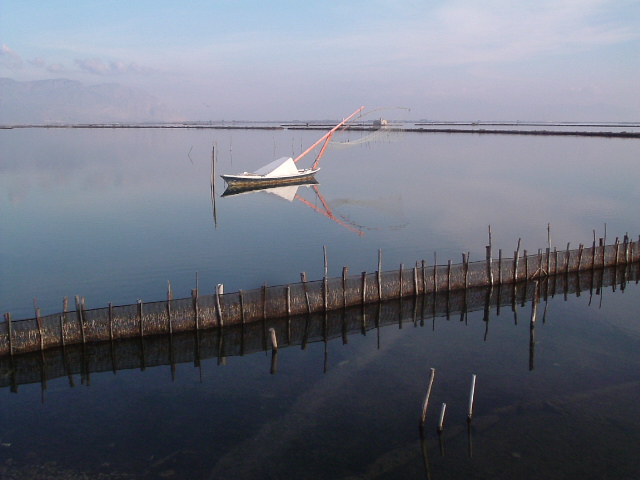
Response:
438,403,447,433
419,368,436,429
468,374,477,421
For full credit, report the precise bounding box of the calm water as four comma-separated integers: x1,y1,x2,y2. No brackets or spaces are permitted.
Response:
1,127,639,479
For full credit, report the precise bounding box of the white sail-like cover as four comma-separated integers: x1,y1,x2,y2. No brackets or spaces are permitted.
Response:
254,157,299,177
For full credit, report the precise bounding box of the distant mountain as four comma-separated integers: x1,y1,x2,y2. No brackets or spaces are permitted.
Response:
0,77,182,124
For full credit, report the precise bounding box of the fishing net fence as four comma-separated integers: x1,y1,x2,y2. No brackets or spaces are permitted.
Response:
2,238,639,356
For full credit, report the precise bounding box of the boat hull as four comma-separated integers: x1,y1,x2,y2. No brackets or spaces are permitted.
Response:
221,169,320,188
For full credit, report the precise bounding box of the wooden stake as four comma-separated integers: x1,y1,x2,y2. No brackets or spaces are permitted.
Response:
399,263,404,298
419,368,436,428
167,281,173,335
342,266,348,307
108,302,114,341
514,238,521,282
239,290,245,325
413,265,419,297
323,245,328,279
433,252,438,293
438,403,447,432
138,299,144,337
287,285,292,316
34,298,44,351
468,374,477,421
59,315,65,347
362,271,367,305
76,296,86,344
4,313,13,356
262,284,267,320
377,249,382,301
216,286,224,328
269,327,278,351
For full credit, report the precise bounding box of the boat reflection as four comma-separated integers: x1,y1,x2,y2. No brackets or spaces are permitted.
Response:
222,181,364,235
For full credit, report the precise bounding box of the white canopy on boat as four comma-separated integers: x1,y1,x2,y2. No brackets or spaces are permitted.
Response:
254,157,298,177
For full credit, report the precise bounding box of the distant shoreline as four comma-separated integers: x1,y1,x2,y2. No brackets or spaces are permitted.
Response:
1,122,639,138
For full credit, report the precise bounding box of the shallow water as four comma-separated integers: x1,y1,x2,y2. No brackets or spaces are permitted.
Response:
1,127,639,479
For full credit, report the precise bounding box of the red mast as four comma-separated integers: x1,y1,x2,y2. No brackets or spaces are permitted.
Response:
293,106,365,166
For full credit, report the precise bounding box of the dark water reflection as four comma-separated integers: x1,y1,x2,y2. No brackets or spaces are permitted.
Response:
2,128,640,479
1,269,640,479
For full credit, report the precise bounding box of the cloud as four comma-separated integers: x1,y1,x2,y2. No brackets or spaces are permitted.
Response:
29,57,46,67
75,57,154,75
47,63,66,73
0,43,23,68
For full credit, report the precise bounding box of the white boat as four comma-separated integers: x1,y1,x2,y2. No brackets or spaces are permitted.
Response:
221,106,365,187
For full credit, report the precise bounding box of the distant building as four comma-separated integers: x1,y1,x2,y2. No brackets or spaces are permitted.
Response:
373,118,388,127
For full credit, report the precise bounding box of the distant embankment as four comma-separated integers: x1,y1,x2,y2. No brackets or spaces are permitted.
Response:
2,123,639,138
2,232,638,357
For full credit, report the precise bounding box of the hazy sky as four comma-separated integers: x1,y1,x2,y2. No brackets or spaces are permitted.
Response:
1,0,639,120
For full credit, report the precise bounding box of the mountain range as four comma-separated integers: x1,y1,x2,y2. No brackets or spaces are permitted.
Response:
0,77,181,124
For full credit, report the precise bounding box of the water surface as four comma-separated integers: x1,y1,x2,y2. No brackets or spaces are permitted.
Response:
1,127,639,479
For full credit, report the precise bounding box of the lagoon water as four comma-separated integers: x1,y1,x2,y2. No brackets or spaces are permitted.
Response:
1,126,640,479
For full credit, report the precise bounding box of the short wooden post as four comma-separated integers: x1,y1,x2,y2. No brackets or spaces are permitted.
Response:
239,290,245,325
399,263,404,298
377,249,383,301
76,296,86,344
419,368,436,428
413,264,419,296
59,314,65,347
4,313,13,356
463,253,469,289
578,244,584,271
262,284,267,320
269,327,278,351
108,302,114,341
361,271,367,304
138,299,144,337
287,285,292,316
191,289,199,330
447,260,452,290
342,266,348,307
301,274,311,314
487,226,493,285
433,252,438,293
167,281,173,335
514,238,521,282
498,249,503,285
438,403,447,432
34,299,44,351
468,374,477,421
216,286,224,328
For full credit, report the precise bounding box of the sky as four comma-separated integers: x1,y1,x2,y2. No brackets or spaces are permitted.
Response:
1,0,639,121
